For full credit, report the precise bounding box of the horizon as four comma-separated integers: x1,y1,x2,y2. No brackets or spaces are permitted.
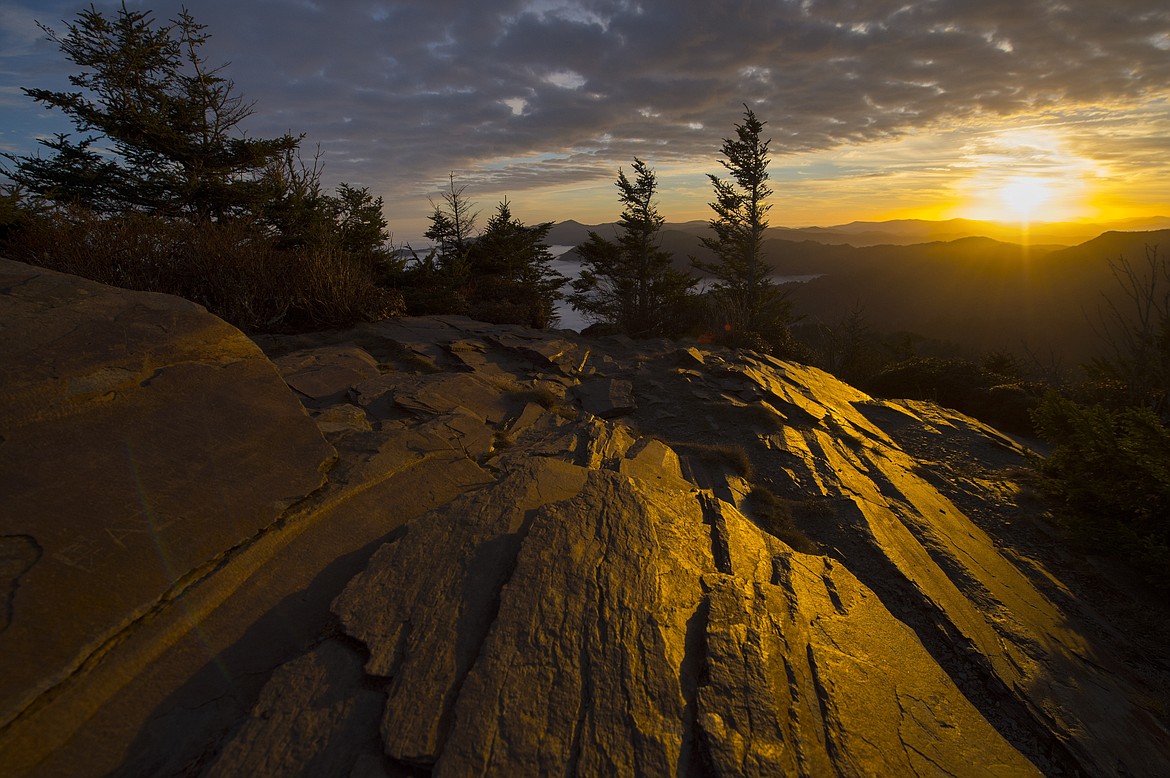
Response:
2,1,1169,243
542,213,1170,251
550,213,1170,230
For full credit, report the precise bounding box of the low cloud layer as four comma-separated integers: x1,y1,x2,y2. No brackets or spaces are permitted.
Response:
2,0,1168,233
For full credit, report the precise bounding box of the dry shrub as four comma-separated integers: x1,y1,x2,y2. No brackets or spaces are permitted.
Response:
4,208,402,332
670,441,753,479
745,487,820,553
289,243,404,329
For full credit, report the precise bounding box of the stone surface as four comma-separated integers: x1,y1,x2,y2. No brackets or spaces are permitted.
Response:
573,377,637,418
431,471,713,777
272,345,381,405
696,500,1037,777
311,402,373,435
0,259,334,734
333,458,591,767
205,639,385,778
3,267,1169,777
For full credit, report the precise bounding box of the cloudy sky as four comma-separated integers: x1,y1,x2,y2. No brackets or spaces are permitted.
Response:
2,0,1169,242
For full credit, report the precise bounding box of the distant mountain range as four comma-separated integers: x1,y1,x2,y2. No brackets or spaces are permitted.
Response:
547,216,1170,250
786,230,1170,363
547,218,1170,365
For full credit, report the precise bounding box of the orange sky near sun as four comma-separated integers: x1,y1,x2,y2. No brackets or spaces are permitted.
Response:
429,116,1168,240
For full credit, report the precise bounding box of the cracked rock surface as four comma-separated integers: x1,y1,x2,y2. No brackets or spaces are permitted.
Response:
2,259,1169,776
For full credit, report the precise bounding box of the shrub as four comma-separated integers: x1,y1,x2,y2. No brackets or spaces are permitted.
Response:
3,208,400,332
670,441,753,479
1031,392,1170,587
861,356,1043,435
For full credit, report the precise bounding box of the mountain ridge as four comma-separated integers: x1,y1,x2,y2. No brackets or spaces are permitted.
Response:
551,220,1170,363
547,215,1170,249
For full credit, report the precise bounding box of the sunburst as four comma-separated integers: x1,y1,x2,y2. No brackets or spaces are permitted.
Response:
997,177,1053,221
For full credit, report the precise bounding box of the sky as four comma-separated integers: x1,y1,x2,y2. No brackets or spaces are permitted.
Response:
1,0,1169,243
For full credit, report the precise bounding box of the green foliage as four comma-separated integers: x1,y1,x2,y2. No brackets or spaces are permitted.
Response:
568,158,697,337
466,200,565,328
0,5,399,332
386,248,469,317
387,174,481,315
332,183,391,259
257,150,390,259
1031,392,1170,587
704,285,804,359
0,189,32,242
391,184,565,327
694,106,796,354
4,4,299,221
424,173,480,269
807,304,883,385
253,146,335,249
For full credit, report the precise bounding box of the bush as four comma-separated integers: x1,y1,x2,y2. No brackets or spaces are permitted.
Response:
3,208,400,332
1031,392,1170,587
861,356,1043,435
701,287,807,361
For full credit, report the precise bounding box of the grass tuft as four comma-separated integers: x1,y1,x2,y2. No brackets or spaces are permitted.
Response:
745,487,821,553
670,441,753,479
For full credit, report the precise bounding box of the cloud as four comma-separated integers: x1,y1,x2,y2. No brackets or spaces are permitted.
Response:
2,0,1168,232
0,5,43,54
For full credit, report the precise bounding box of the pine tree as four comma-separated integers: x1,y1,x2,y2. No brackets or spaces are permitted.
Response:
696,106,797,354
396,173,482,315
331,183,390,259
4,4,301,221
569,157,696,336
467,199,566,328
424,173,480,269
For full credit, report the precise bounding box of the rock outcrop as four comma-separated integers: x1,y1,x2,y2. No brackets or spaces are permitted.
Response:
0,259,334,737
2,258,1168,776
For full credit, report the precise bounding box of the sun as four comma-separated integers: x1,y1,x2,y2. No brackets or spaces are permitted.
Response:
950,127,1098,224
997,178,1053,221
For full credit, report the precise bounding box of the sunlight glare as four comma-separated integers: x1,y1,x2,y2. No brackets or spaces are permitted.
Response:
951,128,1096,224
998,177,1053,221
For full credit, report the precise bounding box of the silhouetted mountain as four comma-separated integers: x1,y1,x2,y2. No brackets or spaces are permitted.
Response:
775,217,1170,247
789,229,1170,364
548,219,1170,362
547,216,1170,252
544,220,594,246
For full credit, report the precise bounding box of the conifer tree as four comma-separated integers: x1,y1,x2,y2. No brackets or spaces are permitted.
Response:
331,183,390,259
4,4,301,221
397,173,481,314
467,199,566,328
696,106,797,353
424,173,480,269
569,157,695,336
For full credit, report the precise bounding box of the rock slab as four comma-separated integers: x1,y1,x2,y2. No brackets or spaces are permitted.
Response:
0,259,334,731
